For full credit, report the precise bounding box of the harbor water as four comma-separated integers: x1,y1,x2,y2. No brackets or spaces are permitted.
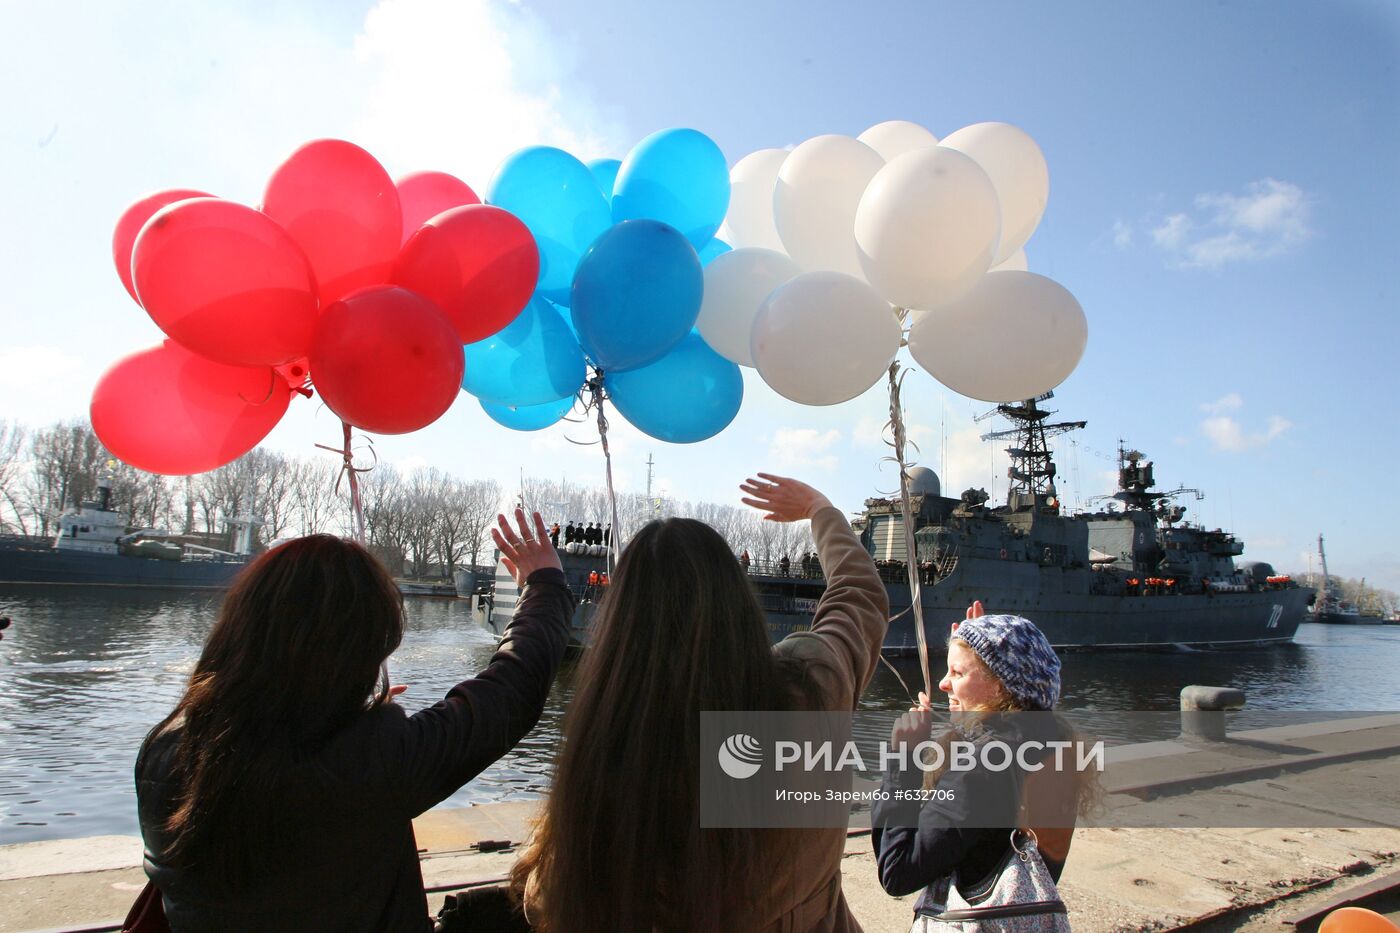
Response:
3,586,1399,845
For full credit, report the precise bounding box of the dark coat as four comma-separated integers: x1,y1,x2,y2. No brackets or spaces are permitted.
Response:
870,715,1075,913
136,568,574,932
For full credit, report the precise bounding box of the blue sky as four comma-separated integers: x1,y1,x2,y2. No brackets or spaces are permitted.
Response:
2,0,1397,589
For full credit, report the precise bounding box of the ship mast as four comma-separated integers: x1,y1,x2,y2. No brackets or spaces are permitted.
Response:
1318,533,1331,608
978,392,1085,510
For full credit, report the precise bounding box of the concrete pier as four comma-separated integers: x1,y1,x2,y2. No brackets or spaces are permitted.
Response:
3,716,1398,932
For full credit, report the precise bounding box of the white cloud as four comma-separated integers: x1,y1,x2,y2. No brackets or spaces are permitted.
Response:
1150,179,1313,269
1199,395,1292,452
768,427,841,471
1112,219,1133,248
351,0,624,185
1199,392,1243,415
1196,393,1292,452
1151,213,1191,250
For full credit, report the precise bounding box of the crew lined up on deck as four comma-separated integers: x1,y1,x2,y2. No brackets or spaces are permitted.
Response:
560,521,610,547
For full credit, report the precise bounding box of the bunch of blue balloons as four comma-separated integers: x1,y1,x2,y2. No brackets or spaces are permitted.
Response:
463,128,741,444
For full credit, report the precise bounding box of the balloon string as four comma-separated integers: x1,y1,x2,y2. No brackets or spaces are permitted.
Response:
586,373,624,577
315,421,370,544
887,357,932,700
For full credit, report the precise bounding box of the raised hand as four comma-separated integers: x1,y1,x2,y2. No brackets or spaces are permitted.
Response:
490,508,563,588
739,473,834,523
891,708,933,750
953,600,987,633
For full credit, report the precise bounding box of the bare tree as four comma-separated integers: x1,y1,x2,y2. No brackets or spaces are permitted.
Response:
400,468,444,577
109,464,177,530
22,420,106,535
289,458,342,536
457,478,502,569
0,420,27,533
361,463,405,548
256,452,296,541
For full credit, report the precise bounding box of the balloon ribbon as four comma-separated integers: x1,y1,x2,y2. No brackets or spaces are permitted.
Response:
886,358,932,700
315,421,370,544
583,372,624,577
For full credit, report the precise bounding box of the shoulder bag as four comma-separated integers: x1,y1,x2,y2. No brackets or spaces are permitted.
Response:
910,828,1070,932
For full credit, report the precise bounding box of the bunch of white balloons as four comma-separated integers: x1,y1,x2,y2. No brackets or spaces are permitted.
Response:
697,119,1087,405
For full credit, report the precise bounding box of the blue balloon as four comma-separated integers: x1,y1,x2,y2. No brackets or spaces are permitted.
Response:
486,147,612,306
612,128,730,247
697,237,732,266
587,158,621,202
462,297,586,407
607,331,743,443
540,294,579,339
480,394,576,432
571,220,703,373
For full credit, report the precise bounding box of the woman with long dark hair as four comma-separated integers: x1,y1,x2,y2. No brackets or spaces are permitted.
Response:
137,511,572,931
511,473,889,933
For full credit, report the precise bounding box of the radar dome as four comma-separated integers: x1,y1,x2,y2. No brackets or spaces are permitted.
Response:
906,467,941,497
1238,561,1275,585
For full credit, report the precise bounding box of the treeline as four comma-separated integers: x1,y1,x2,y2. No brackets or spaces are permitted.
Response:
0,419,814,577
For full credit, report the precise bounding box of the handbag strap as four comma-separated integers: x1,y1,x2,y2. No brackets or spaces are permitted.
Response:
927,899,1068,922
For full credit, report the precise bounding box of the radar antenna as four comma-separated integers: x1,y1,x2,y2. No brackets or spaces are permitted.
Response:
978,392,1085,508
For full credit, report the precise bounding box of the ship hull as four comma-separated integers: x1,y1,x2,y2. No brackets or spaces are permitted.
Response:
0,542,243,589
480,551,1308,651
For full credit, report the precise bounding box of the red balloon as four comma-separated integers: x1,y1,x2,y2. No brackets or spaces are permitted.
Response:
396,171,480,245
262,139,402,307
393,205,539,343
132,198,319,367
275,357,311,392
112,189,212,304
91,341,291,475
309,286,465,434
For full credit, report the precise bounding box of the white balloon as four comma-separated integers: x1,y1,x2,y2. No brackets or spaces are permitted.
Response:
722,149,788,251
991,248,1027,272
854,147,1001,311
751,272,901,406
696,248,802,367
938,122,1049,264
857,120,940,161
907,271,1087,403
773,135,885,277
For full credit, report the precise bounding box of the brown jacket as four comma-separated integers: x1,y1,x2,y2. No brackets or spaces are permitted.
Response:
759,506,890,933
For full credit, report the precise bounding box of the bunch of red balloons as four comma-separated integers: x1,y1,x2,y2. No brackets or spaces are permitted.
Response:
94,139,539,475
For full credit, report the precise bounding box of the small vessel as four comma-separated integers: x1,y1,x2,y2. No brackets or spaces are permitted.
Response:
0,475,249,589
483,395,1313,652
395,579,461,598
1306,535,1391,624
0,474,467,599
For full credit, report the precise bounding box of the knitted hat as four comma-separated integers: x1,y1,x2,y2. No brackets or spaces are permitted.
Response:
953,614,1061,711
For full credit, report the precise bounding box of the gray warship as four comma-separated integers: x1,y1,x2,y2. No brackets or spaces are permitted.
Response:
481,395,1312,651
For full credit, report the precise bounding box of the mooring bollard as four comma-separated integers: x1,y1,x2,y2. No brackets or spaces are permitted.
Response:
1180,685,1246,742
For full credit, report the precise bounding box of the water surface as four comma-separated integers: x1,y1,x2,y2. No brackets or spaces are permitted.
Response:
2,586,1397,843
